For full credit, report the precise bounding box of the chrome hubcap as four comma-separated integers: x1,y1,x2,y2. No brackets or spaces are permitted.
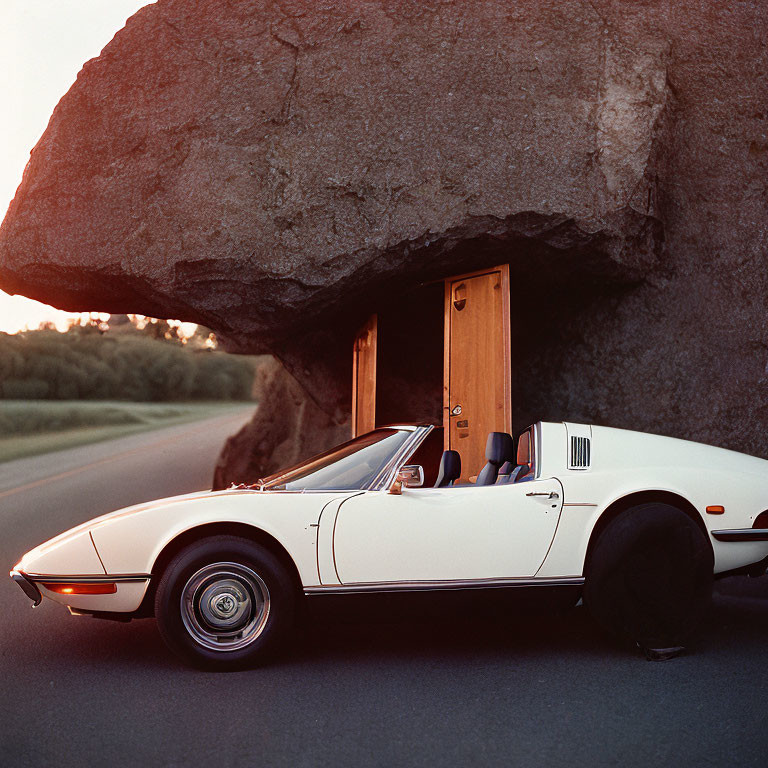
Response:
180,562,270,652
213,594,236,617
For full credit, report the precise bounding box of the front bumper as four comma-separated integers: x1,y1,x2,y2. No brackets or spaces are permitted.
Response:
10,570,42,606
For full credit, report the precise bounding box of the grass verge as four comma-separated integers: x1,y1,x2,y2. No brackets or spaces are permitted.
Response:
0,401,254,463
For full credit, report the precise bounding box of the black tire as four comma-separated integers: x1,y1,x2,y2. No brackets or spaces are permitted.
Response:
584,503,713,651
154,535,296,670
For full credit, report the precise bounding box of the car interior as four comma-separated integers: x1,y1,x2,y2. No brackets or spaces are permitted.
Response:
405,427,535,489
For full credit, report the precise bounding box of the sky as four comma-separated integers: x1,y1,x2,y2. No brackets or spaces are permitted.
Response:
0,0,156,333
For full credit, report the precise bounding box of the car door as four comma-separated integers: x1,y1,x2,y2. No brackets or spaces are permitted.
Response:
331,477,564,584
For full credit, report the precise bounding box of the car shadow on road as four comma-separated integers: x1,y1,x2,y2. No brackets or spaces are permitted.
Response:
8,577,768,673
295,602,623,667
289,578,768,666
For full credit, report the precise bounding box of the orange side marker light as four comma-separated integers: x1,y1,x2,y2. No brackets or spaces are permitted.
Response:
706,505,725,515
42,582,117,595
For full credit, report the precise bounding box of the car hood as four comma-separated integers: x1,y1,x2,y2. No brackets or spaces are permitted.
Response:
17,488,260,568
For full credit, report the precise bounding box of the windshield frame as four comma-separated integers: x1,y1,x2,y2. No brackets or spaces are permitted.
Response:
258,425,434,492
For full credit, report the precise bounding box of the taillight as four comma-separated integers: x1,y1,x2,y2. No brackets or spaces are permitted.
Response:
41,582,117,595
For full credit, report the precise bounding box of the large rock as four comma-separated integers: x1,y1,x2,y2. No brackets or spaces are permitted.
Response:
1,0,767,472
213,357,349,489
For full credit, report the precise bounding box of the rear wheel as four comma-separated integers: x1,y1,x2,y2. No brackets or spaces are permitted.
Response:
155,535,296,670
584,503,713,654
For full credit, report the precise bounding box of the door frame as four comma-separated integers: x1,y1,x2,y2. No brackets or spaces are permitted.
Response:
442,264,512,452
351,313,378,437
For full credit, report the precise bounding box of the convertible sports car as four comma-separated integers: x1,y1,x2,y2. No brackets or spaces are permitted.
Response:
11,421,768,669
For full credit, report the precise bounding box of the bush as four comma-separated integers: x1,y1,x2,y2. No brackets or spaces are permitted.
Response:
0,329,259,402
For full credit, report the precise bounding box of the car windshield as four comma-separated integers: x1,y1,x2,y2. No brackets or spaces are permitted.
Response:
259,428,413,491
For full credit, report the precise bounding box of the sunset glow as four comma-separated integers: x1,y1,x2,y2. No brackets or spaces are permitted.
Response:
0,0,156,331
0,294,198,339
0,293,103,334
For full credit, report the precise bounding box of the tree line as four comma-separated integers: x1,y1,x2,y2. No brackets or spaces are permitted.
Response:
0,322,259,401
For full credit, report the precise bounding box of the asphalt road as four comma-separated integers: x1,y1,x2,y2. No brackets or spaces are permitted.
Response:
1,411,768,767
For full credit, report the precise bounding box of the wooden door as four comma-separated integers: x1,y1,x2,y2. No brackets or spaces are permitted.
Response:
444,266,511,480
351,314,377,437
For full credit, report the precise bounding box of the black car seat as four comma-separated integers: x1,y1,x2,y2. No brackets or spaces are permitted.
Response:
495,461,515,485
507,464,529,483
476,432,514,486
434,449,461,487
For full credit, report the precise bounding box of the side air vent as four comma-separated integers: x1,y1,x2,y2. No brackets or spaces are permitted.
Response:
569,436,591,469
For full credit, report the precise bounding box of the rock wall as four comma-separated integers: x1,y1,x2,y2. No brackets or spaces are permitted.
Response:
1,0,767,475
213,356,349,488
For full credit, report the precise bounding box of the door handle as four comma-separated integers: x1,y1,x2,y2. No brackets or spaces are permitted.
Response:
526,491,559,499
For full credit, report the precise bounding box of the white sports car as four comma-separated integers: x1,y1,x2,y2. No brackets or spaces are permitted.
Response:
10,422,768,669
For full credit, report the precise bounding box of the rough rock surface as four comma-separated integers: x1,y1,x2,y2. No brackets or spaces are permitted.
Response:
1,0,767,476
213,357,349,488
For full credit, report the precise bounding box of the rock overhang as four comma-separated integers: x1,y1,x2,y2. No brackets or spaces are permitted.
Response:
1,0,667,350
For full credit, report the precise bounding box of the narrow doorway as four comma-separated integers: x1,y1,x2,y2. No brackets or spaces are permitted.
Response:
350,264,512,482
444,265,511,480
351,314,377,437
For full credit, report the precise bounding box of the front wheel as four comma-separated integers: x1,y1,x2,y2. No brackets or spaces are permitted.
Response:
154,535,296,670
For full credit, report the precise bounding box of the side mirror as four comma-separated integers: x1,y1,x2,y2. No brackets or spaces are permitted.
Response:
388,465,424,494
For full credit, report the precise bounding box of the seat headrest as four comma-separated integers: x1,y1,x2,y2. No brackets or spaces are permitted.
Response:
434,449,461,487
485,432,514,465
